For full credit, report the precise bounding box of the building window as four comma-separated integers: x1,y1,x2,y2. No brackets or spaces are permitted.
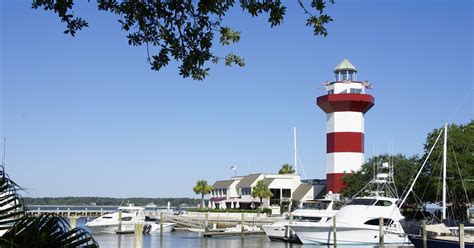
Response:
282,189,291,198
223,189,227,195
241,187,251,195
269,189,280,205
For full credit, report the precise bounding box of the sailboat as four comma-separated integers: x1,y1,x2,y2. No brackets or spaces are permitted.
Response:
401,123,474,248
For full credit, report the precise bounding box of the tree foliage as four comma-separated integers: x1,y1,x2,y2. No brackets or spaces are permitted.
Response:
251,179,273,208
32,0,335,80
422,121,473,206
278,163,295,174
193,180,212,208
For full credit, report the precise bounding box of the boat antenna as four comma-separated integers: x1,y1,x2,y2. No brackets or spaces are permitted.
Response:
442,122,447,220
1,138,5,177
293,127,297,175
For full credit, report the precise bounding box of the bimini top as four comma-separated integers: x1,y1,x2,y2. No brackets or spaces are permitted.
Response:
334,58,357,72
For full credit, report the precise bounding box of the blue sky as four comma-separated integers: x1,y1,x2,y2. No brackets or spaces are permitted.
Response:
1,1,472,198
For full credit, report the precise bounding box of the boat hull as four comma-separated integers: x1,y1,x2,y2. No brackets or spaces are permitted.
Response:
87,222,176,234
292,224,411,245
408,235,474,248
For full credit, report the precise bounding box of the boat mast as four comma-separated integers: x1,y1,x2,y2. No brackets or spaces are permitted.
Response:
442,122,448,220
293,127,297,175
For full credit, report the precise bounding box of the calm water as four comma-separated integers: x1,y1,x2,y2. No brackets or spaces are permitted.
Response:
77,218,376,248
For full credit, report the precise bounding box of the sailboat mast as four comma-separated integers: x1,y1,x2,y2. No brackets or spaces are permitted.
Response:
293,127,297,175
442,122,448,220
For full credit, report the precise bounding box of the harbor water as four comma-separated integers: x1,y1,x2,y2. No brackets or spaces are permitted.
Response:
77,218,386,248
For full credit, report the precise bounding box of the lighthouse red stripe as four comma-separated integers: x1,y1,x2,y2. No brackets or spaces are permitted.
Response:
327,132,364,153
326,173,346,193
317,93,374,113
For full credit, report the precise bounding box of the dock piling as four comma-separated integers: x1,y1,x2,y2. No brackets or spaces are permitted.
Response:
421,220,427,248
69,217,77,229
160,212,164,235
205,212,209,232
240,213,244,239
332,216,337,248
118,211,122,232
379,217,384,247
459,223,464,248
134,223,143,248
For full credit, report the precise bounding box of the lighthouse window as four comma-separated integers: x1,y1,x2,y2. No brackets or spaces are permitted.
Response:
350,88,362,94
328,90,334,94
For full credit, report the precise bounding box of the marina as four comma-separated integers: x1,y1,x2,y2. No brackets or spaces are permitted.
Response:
2,2,472,246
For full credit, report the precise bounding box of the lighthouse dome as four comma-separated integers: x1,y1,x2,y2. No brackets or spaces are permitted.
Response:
334,59,357,81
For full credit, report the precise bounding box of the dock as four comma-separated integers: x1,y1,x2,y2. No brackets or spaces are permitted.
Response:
201,230,265,237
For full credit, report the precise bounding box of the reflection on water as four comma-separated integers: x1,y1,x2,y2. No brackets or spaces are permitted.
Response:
78,218,376,248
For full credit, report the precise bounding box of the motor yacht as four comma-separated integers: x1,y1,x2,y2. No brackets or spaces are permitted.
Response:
262,196,339,242
290,196,409,245
290,162,411,245
86,204,176,234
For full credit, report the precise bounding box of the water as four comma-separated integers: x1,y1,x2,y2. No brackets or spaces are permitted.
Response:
77,218,378,248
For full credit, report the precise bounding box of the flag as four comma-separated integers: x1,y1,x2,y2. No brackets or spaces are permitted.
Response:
230,165,236,170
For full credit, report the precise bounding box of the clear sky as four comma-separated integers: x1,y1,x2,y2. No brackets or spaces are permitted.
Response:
1,0,472,198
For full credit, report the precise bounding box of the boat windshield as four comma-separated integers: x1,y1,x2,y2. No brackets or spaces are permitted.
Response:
346,199,377,206
302,201,331,210
294,216,322,222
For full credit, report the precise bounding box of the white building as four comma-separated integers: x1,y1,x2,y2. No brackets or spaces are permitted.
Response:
211,173,317,214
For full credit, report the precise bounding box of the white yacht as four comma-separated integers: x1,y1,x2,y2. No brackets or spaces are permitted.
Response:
262,197,339,242
86,204,176,234
291,196,409,245
290,163,411,245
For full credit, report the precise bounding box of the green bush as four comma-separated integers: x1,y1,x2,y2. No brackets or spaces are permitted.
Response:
261,208,272,215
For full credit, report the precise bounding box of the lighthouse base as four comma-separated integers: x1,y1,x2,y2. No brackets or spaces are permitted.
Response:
326,173,346,193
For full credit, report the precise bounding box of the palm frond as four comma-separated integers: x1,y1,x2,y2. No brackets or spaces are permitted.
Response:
0,172,26,234
0,213,98,248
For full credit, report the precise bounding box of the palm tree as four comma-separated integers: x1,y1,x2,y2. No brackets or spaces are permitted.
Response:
251,180,273,209
0,168,98,247
278,163,295,174
193,180,212,208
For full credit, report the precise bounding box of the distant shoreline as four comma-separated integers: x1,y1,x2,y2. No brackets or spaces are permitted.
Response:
24,197,200,207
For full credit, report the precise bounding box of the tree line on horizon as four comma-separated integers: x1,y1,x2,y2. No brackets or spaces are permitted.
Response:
24,197,201,207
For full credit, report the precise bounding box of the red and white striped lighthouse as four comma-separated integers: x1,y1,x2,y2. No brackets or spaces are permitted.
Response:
317,59,374,193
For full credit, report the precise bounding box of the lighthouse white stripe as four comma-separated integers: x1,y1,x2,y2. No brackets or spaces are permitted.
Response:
326,112,364,133
326,152,365,174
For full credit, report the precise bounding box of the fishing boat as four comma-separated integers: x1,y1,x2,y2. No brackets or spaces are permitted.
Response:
290,162,411,245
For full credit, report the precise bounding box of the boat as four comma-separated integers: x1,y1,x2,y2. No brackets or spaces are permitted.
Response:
290,162,411,245
401,123,474,248
262,196,338,242
85,204,176,234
